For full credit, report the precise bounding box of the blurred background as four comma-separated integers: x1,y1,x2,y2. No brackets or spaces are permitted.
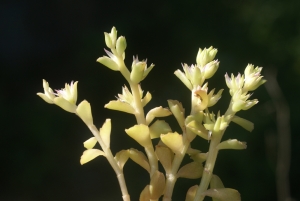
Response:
1,0,300,200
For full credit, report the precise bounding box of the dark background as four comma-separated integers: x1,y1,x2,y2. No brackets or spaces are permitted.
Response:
1,0,300,201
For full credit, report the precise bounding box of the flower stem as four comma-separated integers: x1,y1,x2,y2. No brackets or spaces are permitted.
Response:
193,133,222,201
88,125,130,201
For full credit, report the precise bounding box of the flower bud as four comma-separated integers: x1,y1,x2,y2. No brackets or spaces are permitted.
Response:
116,36,127,56
104,32,112,48
110,26,117,46
203,60,219,79
130,61,146,84
196,46,218,67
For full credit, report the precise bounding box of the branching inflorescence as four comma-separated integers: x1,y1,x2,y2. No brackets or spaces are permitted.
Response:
37,27,266,201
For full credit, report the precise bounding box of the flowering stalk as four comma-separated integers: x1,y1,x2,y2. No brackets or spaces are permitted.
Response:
37,26,265,201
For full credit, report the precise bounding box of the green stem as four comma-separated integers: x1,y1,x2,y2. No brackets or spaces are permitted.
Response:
117,54,158,178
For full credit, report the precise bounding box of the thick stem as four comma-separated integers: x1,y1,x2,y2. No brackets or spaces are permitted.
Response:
193,134,222,201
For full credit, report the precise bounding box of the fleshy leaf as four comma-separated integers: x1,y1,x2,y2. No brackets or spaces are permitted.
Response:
210,175,224,189
142,92,152,107
177,162,203,179
76,100,93,125
149,120,172,139
140,185,151,201
232,115,254,132
80,149,105,165
186,120,209,140
167,100,185,130
160,132,184,155
115,150,129,169
146,107,172,125
190,152,207,163
54,97,77,113
149,170,165,199
216,139,247,150
100,119,111,148
155,145,173,173
83,137,97,149
185,185,198,201
105,100,135,114
128,148,150,173
125,124,151,147
201,188,241,201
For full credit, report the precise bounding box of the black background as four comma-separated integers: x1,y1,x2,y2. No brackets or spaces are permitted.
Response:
1,0,300,201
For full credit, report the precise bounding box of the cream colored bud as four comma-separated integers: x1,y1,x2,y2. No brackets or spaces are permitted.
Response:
130,61,146,84
104,32,112,48
110,26,117,46
196,46,218,66
203,60,219,79
116,36,127,56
